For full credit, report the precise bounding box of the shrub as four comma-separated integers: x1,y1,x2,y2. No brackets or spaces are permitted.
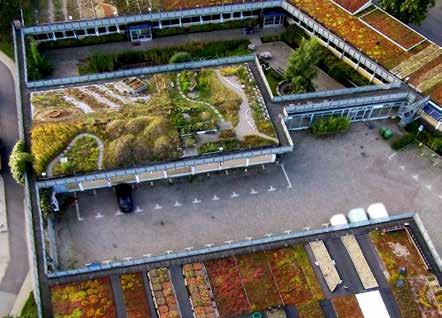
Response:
311,117,351,136
37,33,126,50
9,140,33,184
27,39,53,80
87,53,115,73
240,135,275,148
391,133,415,150
219,129,236,140
169,52,192,64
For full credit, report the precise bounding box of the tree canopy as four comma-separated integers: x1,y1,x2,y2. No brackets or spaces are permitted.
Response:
285,37,322,93
9,140,33,184
379,0,435,25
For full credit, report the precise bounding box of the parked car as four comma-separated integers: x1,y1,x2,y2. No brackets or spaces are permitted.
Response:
115,184,134,213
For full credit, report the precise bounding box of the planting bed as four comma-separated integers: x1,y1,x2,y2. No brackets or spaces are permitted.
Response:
266,246,324,318
331,295,363,318
148,268,180,318
205,257,250,318
370,229,442,318
236,252,282,311
183,263,218,318
360,9,425,50
120,273,151,318
50,277,117,318
30,65,277,178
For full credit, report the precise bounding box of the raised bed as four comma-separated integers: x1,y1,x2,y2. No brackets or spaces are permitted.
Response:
235,252,282,311
148,268,180,318
331,295,364,318
120,273,151,318
50,277,117,318
204,257,250,318
183,263,218,318
360,8,425,50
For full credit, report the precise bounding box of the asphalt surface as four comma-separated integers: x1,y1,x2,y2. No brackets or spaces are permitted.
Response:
0,62,28,296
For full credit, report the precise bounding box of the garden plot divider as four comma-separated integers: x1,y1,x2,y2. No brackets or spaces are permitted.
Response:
26,55,256,88
45,213,418,281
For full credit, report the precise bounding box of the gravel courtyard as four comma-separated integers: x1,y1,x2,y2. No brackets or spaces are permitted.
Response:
54,120,442,269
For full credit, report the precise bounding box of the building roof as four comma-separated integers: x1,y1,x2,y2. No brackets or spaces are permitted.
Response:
330,0,372,14
356,291,390,318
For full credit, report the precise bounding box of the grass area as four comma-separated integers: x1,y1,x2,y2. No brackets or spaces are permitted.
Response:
52,135,100,176
20,292,38,318
264,69,283,96
331,295,363,318
78,39,250,75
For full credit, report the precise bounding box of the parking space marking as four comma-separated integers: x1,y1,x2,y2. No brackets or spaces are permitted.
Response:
268,186,276,192
115,210,124,216
74,193,84,221
193,198,201,204
173,201,182,207
154,204,162,210
400,165,405,171
412,174,419,181
388,152,397,160
212,195,220,201
135,206,144,213
231,192,239,198
95,212,104,219
426,185,432,191
280,164,293,189
250,188,258,195
439,195,442,199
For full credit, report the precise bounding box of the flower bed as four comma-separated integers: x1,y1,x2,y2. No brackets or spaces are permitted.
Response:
331,0,369,14
148,268,180,318
236,253,282,311
205,257,250,318
331,295,363,318
183,263,218,318
51,277,117,318
360,9,425,50
120,273,151,318
288,0,408,69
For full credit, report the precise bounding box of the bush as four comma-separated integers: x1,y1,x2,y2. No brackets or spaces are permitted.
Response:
219,129,236,140
405,121,442,154
311,117,351,136
87,53,114,73
27,39,53,80
9,140,33,184
169,52,192,64
391,133,415,150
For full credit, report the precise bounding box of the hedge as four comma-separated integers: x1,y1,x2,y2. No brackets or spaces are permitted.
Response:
391,133,415,150
311,117,351,136
9,140,33,184
37,33,127,50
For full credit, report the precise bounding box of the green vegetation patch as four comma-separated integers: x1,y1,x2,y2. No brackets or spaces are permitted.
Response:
311,117,351,136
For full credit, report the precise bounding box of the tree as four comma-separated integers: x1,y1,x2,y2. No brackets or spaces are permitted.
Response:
379,0,435,25
9,140,33,184
169,51,191,64
285,37,322,93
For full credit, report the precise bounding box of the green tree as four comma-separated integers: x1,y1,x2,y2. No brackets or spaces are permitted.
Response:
9,140,33,184
379,0,435,25
285,37,322,93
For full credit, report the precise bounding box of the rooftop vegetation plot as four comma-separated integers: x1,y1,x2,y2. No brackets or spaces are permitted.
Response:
204,257,251,318
266,246,325,318
370,229,441,317
183,263,218,318
30,66,275,178
360,8,425,50
331,295,364,318
120,273,152,318
235,252,283,311
148,268,180,318
288,0,408,69
50,278,117,318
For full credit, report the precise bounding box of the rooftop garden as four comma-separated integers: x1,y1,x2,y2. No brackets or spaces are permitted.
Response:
331,295,363,318
360,8,425,50
30,65,277,178
50,277,117,318
148,268,180,318
370,229,441,317
120,273,151,318
330,0,369,14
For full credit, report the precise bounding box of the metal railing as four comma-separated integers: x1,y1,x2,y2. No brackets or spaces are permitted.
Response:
27,55,255,88
285,92,410,114
46,212,416,279
22,1,282,34
273,82,403,103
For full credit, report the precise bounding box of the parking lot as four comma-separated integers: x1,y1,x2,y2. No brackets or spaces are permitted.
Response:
54,120,442,270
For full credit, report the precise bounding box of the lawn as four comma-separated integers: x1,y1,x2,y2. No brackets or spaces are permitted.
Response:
360,9,425,50
288,0,409,69
120,273,151,318
204,257,250,318
50,277,117,318
331,295,363,318
183,263,218,318
266,245,324,317
148,268,180,318
235,252,282,311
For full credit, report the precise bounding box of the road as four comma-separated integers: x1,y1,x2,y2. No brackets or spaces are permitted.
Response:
0,60,28,313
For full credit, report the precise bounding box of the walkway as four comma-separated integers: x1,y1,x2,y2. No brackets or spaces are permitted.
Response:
215,69,278,143
46,133,104,178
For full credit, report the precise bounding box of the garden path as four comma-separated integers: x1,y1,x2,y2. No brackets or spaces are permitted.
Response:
46,133,104,178
215,70,278,143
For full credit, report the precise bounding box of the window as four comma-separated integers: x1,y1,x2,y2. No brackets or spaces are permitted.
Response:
54,31,64,38
170,18,179,26
76,29,85,35
222,13,231,20
108,25,117,32
65,30,74,37
191,16,200,23
98,27,107,33
211,14,220,21
233,12,241,18
35,33,49,40
202,15,211,22
182,17,191,24
87,28,96,34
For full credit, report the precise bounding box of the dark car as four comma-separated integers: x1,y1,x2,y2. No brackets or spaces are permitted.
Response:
115,184,134,213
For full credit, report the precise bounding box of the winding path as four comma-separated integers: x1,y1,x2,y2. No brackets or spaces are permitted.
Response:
46,133,104,178
215,69,278,143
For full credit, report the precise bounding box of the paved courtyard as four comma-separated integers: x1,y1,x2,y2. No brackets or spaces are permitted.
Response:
54,120,442,269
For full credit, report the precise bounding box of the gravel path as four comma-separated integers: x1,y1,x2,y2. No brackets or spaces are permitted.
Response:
46,133,104,178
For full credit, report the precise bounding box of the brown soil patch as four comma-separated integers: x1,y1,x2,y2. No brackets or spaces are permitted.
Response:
33,107,84,123
95,2,117,18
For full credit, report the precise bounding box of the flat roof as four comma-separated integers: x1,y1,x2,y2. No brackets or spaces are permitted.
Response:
356,291,390,318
